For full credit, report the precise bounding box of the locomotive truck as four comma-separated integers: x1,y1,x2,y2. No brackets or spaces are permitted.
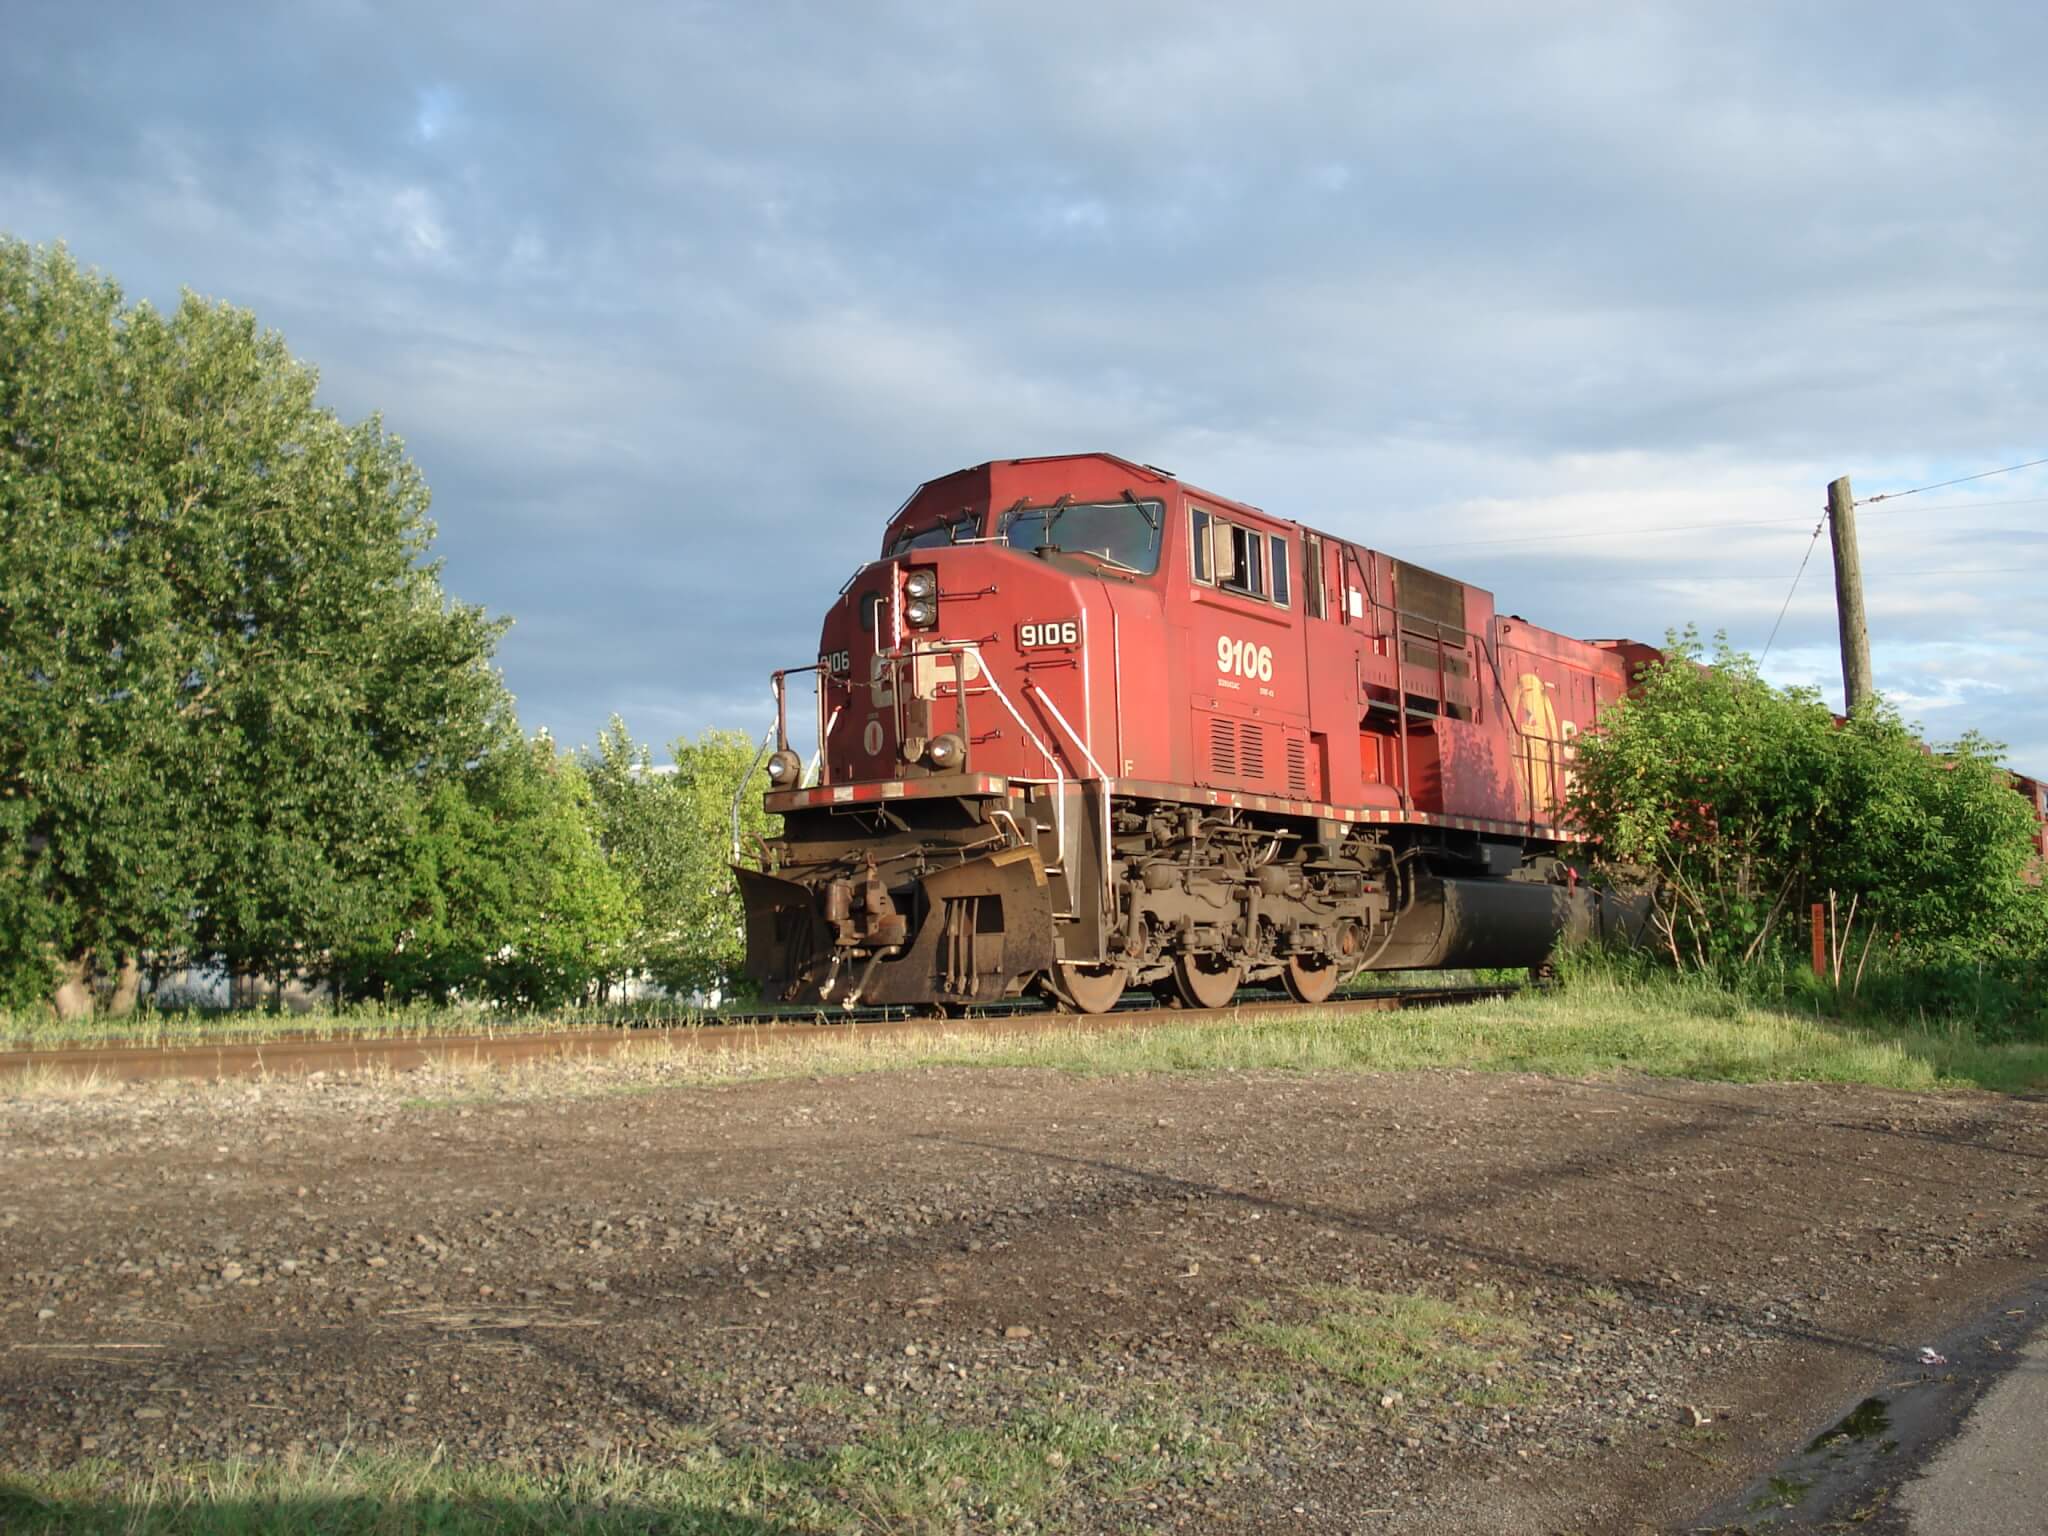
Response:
737,453,1665,1013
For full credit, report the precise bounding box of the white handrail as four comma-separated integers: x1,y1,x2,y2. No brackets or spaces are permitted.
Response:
1024,681,1108,779
954,644,1068,868
805,705,842,787
1025,681,1115,901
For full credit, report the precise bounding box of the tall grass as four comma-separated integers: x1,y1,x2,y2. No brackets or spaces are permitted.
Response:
928,972,2048,1093
1554,939,2048,1046
307,972,2048,1105
0,995,715,1051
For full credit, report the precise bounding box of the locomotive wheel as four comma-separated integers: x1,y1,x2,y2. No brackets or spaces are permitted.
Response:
1171,953,1242,1011
1048,962,1128,1015
1281,954,1340,1005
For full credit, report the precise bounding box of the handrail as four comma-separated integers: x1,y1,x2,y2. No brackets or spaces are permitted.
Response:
769,661,828,753
952,642,1068,870
729,718,778,863
1025,680,1115,906
805,706,842,787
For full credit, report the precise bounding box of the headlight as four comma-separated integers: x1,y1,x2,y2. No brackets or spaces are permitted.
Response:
905,598,937,629
765,750,803,786
904,568,937,601
925,733,966,771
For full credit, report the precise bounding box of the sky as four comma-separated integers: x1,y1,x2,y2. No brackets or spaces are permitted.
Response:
5,1,2045,767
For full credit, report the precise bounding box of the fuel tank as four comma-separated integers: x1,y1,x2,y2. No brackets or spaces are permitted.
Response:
1370,874,1651,970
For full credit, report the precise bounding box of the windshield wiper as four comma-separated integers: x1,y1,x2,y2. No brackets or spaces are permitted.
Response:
1064,548,1141,575
1039,494,1076,540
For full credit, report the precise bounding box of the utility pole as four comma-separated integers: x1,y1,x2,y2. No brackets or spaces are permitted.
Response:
1827,476,1874,712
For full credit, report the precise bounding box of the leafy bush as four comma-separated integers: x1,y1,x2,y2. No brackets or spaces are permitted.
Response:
580,720,780,999
337,734,635,1010
1566,632,2046,1035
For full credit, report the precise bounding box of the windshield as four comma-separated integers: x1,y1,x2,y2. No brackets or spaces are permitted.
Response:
999,498,1165,574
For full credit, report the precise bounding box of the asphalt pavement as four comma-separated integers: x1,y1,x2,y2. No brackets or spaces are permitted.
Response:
1897,1317,2048,1535
1693,1277,2048,1533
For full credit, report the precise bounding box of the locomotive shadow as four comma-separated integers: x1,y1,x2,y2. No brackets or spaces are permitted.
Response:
1577,1075,2048,1167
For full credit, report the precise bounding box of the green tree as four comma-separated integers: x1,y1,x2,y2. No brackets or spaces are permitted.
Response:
0,238,507,1014
581,719,776,999
1568,631,2043,975
343,733,635,1009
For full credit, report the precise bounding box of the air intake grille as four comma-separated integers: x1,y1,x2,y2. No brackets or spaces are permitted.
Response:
1239,720,1265,780
1205,713,1291,788
1286,737,1309,797
1208,717,1237,777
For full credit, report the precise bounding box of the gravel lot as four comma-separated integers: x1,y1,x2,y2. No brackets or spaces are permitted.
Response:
3,1052,2044,1532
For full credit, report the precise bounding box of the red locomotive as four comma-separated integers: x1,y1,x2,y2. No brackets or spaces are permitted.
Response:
738,453,1664,1010
2019,774,2048,866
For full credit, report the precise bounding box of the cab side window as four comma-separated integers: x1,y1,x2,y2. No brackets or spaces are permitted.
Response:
1224,523,1264,597
1191,506,1289,607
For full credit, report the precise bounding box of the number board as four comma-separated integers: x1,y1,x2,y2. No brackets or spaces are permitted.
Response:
1018,620,1080,648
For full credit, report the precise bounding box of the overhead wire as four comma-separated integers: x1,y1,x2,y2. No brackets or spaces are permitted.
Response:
1857,455,2048,505
1758,514,1829,665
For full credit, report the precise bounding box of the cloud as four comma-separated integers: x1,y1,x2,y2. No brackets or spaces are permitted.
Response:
3,0,2044,768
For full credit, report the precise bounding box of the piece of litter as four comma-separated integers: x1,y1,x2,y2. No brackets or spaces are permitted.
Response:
1917,1347,1948,1366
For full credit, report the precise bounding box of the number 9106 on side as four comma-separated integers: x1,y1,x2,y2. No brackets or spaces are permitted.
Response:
1217,636,1273,681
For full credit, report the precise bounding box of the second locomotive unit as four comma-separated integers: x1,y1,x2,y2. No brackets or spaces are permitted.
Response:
739,454,1648,1012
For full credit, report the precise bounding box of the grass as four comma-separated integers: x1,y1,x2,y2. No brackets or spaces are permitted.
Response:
1232,1285,1537,1408
0,996,717,1052
16,966,2048,1104
576,971,2048,1095
0,1394,1243,1535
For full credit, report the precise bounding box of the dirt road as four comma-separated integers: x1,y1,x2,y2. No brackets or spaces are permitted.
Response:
3,1058,2044,1532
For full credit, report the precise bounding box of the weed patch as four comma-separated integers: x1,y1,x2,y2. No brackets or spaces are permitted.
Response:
0,1391,1249,1535
1231,1286,1537,1410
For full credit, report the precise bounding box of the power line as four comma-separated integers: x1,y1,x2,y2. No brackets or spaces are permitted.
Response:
1857,456,2048,506
1759,516,1829,665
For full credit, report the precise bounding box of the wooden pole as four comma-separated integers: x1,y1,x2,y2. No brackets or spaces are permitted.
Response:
1827,476,1875,712
1811,903,1827,979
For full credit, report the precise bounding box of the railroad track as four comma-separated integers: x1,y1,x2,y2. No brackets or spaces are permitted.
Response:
0,984,1518,1085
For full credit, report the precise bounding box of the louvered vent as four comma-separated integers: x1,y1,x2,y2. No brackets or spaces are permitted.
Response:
1286,737,1309,797
1209,717,1237,777
1239,720,1265,781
